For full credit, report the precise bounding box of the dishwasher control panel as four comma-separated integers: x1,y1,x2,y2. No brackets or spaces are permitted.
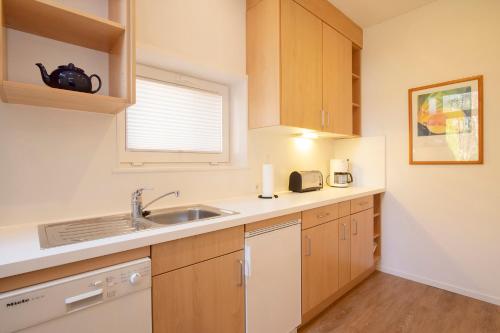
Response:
0,258,151,333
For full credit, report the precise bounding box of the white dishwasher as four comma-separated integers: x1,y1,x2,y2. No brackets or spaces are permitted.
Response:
0,258,151,333
245,217,302,333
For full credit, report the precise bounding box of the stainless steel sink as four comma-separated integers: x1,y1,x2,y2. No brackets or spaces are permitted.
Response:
38,205,238,248
144,205,237,226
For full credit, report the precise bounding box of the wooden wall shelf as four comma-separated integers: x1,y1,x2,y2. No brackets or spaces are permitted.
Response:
0,0,135,113
3,0,125,52
2,81,128,114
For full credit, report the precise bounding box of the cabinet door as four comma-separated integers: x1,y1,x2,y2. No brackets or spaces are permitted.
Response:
302,220,339,314
323,23,353,135
338,216,351,288
350,208,374,280
153,251,244,333
281,0,323,130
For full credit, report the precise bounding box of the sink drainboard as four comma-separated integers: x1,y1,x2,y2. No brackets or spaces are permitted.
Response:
38,215,152,249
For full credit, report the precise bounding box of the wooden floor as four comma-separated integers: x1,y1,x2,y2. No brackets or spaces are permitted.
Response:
299,271,500,333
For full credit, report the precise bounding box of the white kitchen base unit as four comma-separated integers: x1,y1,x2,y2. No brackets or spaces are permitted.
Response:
0,258,152,333
245,218,302,333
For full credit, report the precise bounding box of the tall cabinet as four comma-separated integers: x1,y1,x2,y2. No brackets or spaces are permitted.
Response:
247,0,362,135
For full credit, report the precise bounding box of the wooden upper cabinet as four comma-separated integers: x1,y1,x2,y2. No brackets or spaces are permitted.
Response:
281,0,323,130
247,0,362,134
323,23,353,135
153,251,245,333
350,208,374,280
302,220,339,314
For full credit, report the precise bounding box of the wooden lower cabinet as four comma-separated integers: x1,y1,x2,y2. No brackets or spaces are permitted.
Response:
301,220,339,314
152,250,245,333
338,216,351,288
350,208,374,280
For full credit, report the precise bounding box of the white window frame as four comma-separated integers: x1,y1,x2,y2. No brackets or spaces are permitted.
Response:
117,64,230,165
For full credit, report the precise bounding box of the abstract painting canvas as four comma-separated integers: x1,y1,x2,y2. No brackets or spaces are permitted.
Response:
408,76,483,164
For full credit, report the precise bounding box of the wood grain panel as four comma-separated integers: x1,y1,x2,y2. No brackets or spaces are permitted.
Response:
338,201,350,218
3,0,125,52
294,0,363,48
247,0,281,128
302,220,339,314
0,247,150,292
281,0,323,130
338,216,351,289
323,23,352,135
302,203,339,230
153,251,245,333
301,265,375,325
151,226,244,276
0,80,129,113
109,0,135,103
350,195,374,214
245,213,301,233
350,208,374,280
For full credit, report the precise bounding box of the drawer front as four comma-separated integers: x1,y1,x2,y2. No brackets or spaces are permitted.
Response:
302,204,339,229
338,201,350,218
350,196,374,214
151,226,244,276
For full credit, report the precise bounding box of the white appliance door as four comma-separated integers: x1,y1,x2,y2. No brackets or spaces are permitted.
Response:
1,258,151,333
245,223,301,333
19,289,151,333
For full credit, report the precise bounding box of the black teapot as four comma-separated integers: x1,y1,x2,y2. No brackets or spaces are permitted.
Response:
36,63,101,94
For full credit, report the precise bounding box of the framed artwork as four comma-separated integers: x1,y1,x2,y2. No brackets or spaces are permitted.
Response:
408,75,483,165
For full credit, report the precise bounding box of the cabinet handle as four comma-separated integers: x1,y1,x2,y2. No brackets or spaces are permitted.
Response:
305,236,312,256
327,111,330,127
353,220,358,235
321,110,325,128
341,223,346,240
238,260,244,286
316,212,330,219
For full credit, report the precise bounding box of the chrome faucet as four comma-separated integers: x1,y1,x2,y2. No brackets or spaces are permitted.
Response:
131,188,180,219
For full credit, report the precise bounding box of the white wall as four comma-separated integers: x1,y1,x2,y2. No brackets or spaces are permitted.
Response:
363,0,500,304
0,0,337,226
332,136,386,188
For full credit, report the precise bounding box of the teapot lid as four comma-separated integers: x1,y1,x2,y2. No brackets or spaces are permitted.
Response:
57,63,84,73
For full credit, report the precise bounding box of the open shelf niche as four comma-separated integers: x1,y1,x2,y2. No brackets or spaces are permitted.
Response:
352,45,361,135
0,0,135,114
373,193,382,263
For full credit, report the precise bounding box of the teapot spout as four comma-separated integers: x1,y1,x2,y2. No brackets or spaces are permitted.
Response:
35,63,51,85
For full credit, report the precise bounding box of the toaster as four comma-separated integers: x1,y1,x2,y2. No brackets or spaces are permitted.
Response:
289,171,323,193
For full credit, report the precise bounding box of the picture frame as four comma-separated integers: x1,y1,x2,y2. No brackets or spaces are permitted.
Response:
408,75,483,165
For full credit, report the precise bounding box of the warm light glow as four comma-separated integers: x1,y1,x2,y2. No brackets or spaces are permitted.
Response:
302,132,319,139
293,137,314,151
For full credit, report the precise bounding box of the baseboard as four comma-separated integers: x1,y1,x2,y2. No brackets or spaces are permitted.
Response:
377,265,500,306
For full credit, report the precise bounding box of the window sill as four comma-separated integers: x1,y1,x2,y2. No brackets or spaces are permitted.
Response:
112,164,249,174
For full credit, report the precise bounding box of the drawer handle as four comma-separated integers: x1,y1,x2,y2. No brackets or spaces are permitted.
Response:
305,236,312,256
317,212,330,219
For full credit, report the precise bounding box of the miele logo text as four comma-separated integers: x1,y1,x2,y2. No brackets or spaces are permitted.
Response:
6,298,30,307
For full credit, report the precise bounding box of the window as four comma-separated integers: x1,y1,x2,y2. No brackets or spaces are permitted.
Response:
118,65,229,165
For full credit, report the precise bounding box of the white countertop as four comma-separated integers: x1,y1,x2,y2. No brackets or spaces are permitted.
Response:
0,186,384,278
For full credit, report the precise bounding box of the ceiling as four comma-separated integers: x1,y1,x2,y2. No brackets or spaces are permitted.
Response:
328,0,437,27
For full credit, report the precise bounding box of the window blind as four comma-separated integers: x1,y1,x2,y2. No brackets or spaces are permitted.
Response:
126,78,224,153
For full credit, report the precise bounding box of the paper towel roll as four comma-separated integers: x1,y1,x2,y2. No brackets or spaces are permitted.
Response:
261,164,274,197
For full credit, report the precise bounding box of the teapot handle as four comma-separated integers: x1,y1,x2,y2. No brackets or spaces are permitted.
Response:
90,74,102,94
